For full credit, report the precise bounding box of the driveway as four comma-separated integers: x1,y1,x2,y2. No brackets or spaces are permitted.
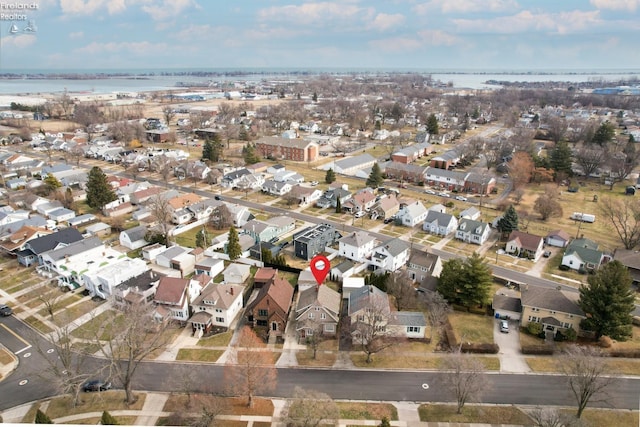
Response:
493,317,531,373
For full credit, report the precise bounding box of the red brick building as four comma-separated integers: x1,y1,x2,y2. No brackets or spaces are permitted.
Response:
255,136,319,162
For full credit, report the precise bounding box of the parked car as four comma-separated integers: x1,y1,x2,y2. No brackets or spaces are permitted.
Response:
500,320,509,333
83,379,112,392
454,195,468,201
543,250,552,258
310,181,318,186
438,192,450,198
0,304,12,316
424,189,436,195
384,217,395,224
354,210,365,218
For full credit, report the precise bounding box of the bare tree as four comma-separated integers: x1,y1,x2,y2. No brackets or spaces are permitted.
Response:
69,145,85,166
74,103,103,141
209,204,232,230
191,393,228,427
543,114,568,144
352,292,395,363
574,147,606,177
534,185,563,221
303,320,326,360
224,326,277,407
149,193,173,243
94,301,172,405
440,350,488,414
598,197,640,249
32,322,94,408
386,271,418,311
529,407,568,427
560,345,613,419
162,105,176,127
281,387,340,427
419,291,451,342
37,284,63,321
507,152,534,190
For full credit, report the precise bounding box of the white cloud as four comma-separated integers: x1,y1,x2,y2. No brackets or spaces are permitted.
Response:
0,34,37,50
69,31,84,39
453,10,602,34
369,37,422,52
59,0,121,15
367,13,405,31
74,40,168,55
141,0,199,21
257,2,373,26
414,0,519,15
59,0,198,19
590,0,639,11
417,29,460,45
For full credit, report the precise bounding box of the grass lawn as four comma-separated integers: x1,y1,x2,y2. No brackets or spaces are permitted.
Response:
23,315,54,334
337,402,398,421
560,408,639,427
448,311,495,344
175,348,224,362
45,391,146,419
56,297,105,325
418,404,533,425
541,252,587,286
70,309,122,340
296,348,338,367
610,325,640,350
519,329,545,348
174,225,224,248
197,331,233,347
236,350,279,365
350,351,499,370
163,395,274,417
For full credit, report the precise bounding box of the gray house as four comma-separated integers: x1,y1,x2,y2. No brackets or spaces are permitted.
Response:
293,223,340,260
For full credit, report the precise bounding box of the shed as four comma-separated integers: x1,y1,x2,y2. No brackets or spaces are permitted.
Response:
492,293,522,321
85,222,111,237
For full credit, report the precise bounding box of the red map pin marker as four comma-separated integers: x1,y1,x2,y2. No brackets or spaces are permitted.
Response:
310,254,330,286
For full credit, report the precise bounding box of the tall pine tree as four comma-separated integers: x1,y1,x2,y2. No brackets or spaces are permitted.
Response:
366,163,384,188
325,168,336,184
579,260,635,340
86,166,117,209
437,253,492,309
549,140,573,177
426,114,439,135
496,205,519,238
227,226,241,260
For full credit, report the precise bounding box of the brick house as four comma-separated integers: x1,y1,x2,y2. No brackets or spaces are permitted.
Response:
245,275,294,340
255,136,319,162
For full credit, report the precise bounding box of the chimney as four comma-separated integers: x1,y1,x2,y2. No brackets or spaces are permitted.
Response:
230,287,234,296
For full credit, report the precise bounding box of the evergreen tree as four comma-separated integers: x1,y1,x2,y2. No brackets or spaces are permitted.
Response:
496,205,519,237
242,143,260,164
227,226,241,260
591,122,616,146
325,168,336,184
86,166,117,209
437,253,492,309
366,163,384,188
35,409,53,424
426,114,439,135
312,92,318,102
549,140,573,176
335,197,342,214
579,261,635,340
202,139,213,161
43,175,62,194
100,411,119,425
195,228,208,249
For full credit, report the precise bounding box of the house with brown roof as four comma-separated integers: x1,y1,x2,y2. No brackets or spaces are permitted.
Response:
0,225,51,254
505,230,545,261
245,274,294,341
255,136,319,162
154,276,204,323
295,284,341,340
253,267,277,288
168,193,203,211
613,249,640,286
545,229,571,248
520,284,585,334
189,281,245,334
371,194,400,220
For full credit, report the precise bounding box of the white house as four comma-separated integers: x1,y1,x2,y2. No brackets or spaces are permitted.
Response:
223,263,251,284
119,225,148,250
154,277,193,322
48,208,76,223
262,179,292,196
370,238,410,272
455,219,491,245
459,206,481,220
338,231,377,263
189,282,245,333
422,210,458,236
142,243,166,262
194,257,225,277
82,257,149,299
387,312,426,339
342,276,366,299
396,201,429,227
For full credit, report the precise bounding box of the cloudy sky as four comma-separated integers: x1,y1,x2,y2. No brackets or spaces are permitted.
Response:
0,0,639,71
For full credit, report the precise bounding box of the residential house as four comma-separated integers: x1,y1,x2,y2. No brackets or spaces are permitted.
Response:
255,136,319,162
220,168,251,188
262,179,292,196
342,276,366,298
242,216,295,243
119,225,148,250
459,206,481,221
422,210,458,236
396,201,428,227
424,167,466,191
613,249,640,285
370,194,400,220
387,312,427,339
253,267,277,288
189,282,245,334
236,173,266,190
391,143,434,164
295,285,341,339
194,257,225,277
506,230,545,261
85,222,111,238
520,284,586,334
154,276,201,323
330,260,356,282
68,214,97,228
561,238,606,272
245,274,294,339
384,162,428,183
36,201,64,217
455,219,491,245
17,228,83,267
156,245,189,268
223,263,251,284
338,231,377,263
546,230,571,248
348,285,391,342
429,150,460,169
343,189,376,214
293,223,340,260
464,173,496,195
0,226,51,255
113,269,164,309
289,184,323,206
142,243,166,262
316,188,352,209
273,170,304,183
82,257,149,299
492,294,522,321
406,250,442,287
370,238,410,272
224,203,253,227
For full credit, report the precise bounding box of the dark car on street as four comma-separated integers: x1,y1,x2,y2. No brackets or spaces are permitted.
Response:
83,379,112,392
0,304,12,316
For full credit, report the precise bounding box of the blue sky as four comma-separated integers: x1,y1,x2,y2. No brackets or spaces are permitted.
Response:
0,0,639,71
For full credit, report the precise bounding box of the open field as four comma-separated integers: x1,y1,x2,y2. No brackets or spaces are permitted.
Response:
336,402,398,421
419,404,533,425
448,311,495,344
45,391,146,419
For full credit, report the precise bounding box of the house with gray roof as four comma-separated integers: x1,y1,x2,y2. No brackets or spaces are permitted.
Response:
295,284,341,339
492,294,522,321
17,228,83,266
330,153,376,176
316,188,352,209
189,281,245,333
422,210,458,236
330,259,355,282
293,223,340,260
262,179,292,196
561,238,606,272
370,238,410,272
396,201,428,227
520,284,585,334
388,311,427,339
338,231,377,262
68,214,97,228
119,225,148,250
455,219,491,245
407,249,442,288
614,249,640,285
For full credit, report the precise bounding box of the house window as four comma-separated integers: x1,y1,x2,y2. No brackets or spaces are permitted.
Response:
375,326,385,332
216,309,222,313
550,310,556,314
257,320,267,326
325,324,335,332
216,317,224,323
407,326,420,333
258,309,268,317
308,313,314,319
357,315,364,321
569,260,573,265
563,323,572,329
321,313,326,320
532,307,540,312
528,316,540,322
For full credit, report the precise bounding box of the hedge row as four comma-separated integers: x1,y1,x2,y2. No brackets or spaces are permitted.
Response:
461,343,499,354
521,345,555,355
607,349,640,358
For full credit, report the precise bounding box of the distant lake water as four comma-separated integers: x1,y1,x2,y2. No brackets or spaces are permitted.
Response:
0,70,638,95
